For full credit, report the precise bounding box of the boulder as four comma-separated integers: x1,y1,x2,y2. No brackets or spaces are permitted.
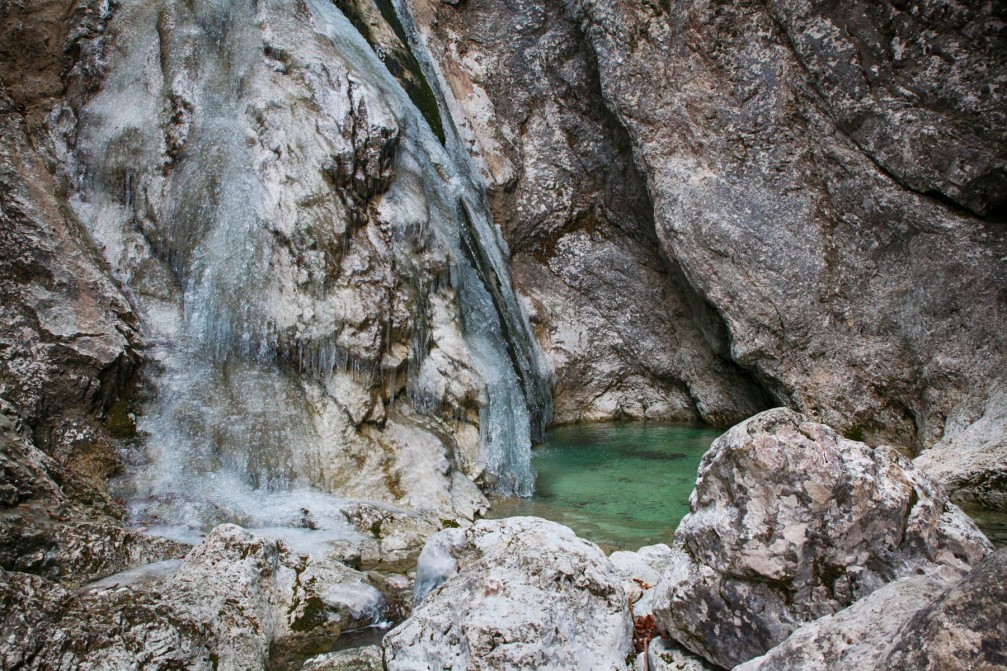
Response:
738,547,1007,671
881,547,1007,671
340,501,446,571
735,572,952,671
610,543,674,616
652,409,991,669
640,638,716,671
916,384,1007,511
383,517,634,670
0,524,387,670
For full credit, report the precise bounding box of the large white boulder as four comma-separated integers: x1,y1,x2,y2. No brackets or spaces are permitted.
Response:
652,408,991,669
383,517,634,670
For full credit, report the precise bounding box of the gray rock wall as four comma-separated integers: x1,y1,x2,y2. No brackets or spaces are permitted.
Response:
569,0,1007,451
404,0,772,425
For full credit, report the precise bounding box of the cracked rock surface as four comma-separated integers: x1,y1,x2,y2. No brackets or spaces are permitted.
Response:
383,517,634,671
651,408,992,669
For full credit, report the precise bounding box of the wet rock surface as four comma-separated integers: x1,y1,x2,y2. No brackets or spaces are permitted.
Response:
652,408,992,669
383,517,634,670
406,0,772,426
2,524,387,671
0,399,183,588
0,80,139,482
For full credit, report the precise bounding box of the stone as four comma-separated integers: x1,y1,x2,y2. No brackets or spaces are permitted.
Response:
340,501,446,571
640,638,716,671
610,544,675,589
738,547,1007,671
610,543,674,614
0,524,388,671
383,517,634,670
881,547,1007,671
651,408,992,669
735,572,953,671
916,383,1007,511
404,0,772,427
572,0,1007,452
301,646,384,671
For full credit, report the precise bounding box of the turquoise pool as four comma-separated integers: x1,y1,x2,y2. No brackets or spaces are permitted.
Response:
485,423,722,551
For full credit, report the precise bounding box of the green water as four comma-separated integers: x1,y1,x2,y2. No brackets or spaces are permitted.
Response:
486,423,722,551
485,422,1007,553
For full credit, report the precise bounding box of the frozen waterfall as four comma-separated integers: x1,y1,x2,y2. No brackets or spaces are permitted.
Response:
68,0,551,540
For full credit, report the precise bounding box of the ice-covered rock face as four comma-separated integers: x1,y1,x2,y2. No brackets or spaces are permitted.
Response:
651,408,993,669
63,0,551,529
1,524,388,671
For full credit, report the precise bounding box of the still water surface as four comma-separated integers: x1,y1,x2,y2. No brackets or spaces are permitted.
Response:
486,422,1007,552
486,423,722,551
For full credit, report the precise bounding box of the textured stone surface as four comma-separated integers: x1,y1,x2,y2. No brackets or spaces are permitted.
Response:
571,0,1007,450
301,646,384,671
916,383,1007,511
405,0,771,426
735,572,952,671
0,524,387,671
340,500,446,571
651,408,992,669
0,80,139,479
881,547,1007,671
383,517,634,670
0,399,183,588
641,638,716,671
739,548,1007,671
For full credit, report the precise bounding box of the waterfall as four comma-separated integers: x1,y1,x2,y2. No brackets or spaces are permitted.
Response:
68,0,551,538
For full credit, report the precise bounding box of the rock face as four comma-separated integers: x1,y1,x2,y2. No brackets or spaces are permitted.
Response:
738,547,1007,671
735,572,952,671
403,0,772,426
383,517,634,670
17,0,562,525
1,524,387,671
916,384,1007,511
0,79,138,483
0,398,183,588
881,547,1007,671
652,409,992,669
567,0,1007,451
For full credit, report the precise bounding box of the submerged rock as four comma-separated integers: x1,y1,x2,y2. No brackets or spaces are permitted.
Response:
383,517,634,670
652,408,992,669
